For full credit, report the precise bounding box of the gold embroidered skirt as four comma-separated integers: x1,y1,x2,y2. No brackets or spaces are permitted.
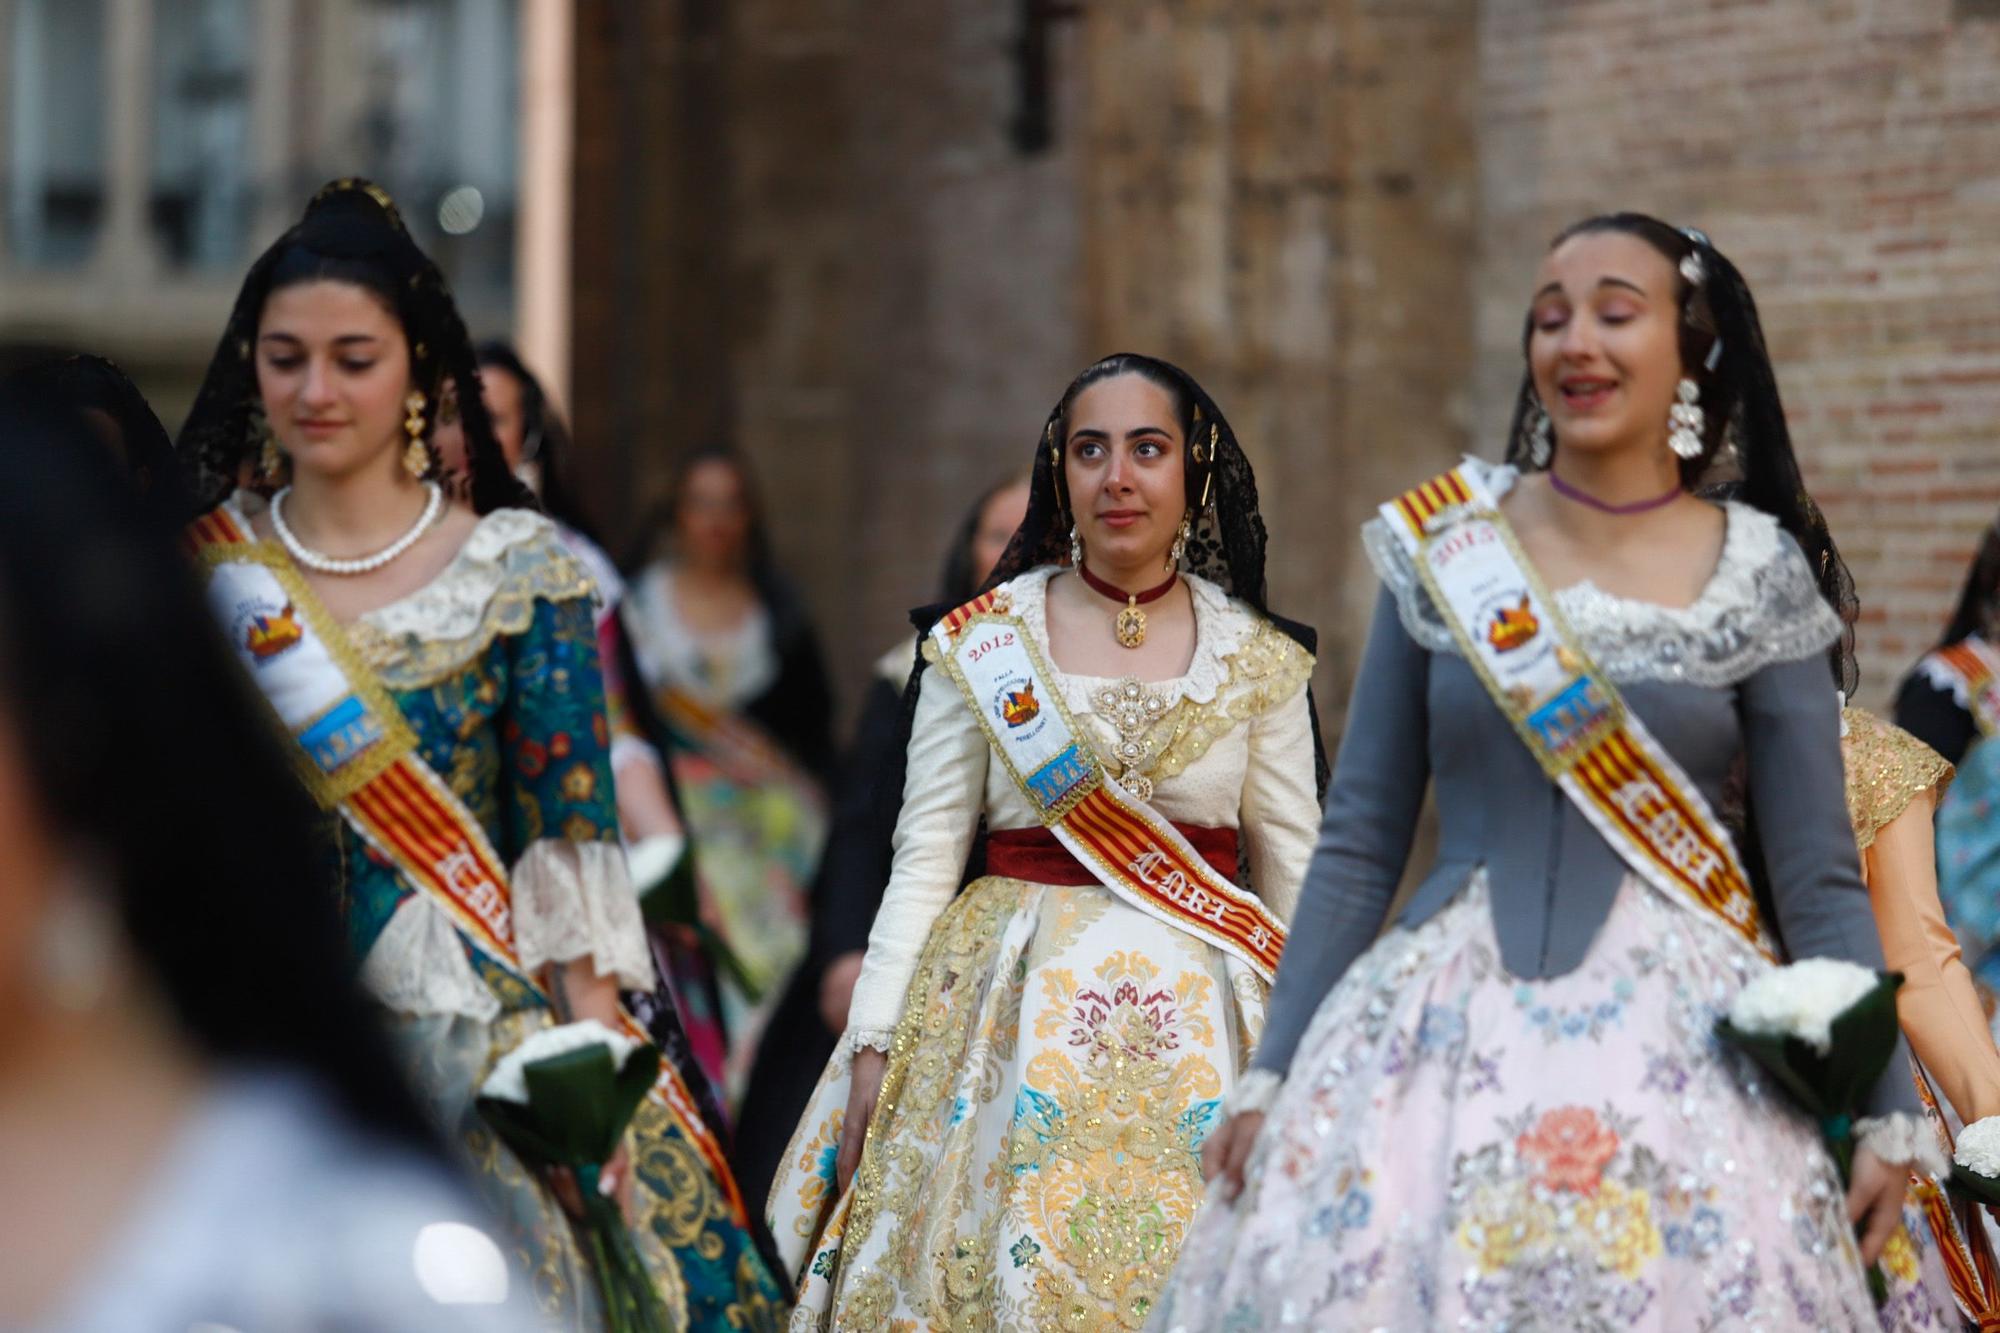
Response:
769,874,1269,1331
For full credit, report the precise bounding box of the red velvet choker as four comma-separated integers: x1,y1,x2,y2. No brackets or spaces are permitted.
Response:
1076,562,1178,649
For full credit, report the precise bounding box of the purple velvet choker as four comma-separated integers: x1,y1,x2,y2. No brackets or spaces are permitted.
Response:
1547,469,1683,515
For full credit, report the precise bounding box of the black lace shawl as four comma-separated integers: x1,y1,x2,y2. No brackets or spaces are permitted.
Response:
175,178,533,517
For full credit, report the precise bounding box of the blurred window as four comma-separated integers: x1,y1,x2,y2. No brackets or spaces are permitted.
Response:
7,0,108,267
149,0,254,270
352,0,519,308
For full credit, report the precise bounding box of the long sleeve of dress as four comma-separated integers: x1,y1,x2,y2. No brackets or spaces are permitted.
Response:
501,595,655,989
1238,682,1324,922
1742,657,1919,1116
843,658,987,1045
1867,796,2000,1124
1253,589,1431,1076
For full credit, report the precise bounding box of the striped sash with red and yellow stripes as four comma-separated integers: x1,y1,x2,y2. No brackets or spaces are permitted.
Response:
928,591,1285,981
186,503,751,1225
1381,463,1773,959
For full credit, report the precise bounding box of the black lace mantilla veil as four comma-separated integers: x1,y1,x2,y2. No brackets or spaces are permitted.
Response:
1497,214,1860,696
175,178,533,517
909,352,1330,799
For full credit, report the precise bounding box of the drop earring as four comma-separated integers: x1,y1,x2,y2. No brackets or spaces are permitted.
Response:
1668,378,1705,460
1524,400,1553,468
403,390,430,479
1167,513,1191,571
1069,524,1084,568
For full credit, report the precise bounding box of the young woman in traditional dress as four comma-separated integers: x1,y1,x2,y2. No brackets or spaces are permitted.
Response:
1153,217,1956,1330
770,353,1325,1330
173,180,785,1330
621,447,834,1101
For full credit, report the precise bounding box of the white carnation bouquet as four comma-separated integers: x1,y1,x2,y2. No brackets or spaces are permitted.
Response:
1719,958,1905,1304
1951,1115,2000,1207
478,1019,671,1332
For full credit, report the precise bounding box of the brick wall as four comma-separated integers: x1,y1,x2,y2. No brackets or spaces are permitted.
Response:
1476,0,2000,706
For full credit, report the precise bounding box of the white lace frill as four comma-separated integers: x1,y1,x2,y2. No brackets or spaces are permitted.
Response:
357,840,654,1021
509,839,656,989
843,1027,897,1057
1855,1111,1950,1179
349,508,598,689
1914,641,1991,711
358,892,504,1022
1222,1068,1283,1117
1360,459,1843,689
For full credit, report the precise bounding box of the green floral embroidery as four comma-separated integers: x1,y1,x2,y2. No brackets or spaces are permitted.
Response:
1010,1234,1041,1269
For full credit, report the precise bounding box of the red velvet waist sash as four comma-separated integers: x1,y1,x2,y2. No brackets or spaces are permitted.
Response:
985,823,1240,887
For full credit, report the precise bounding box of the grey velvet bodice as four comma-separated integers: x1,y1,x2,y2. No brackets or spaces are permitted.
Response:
1255,471,1917,1116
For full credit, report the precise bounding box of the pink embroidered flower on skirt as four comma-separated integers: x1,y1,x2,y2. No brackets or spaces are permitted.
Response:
1517,1106,1620,1195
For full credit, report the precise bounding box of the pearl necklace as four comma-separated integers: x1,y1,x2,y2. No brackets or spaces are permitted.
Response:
270,482,444,575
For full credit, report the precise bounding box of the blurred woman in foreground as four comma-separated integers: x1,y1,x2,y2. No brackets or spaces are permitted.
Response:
0,392,536,1329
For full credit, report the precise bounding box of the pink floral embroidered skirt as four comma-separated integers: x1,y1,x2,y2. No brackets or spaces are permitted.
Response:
1151,873,1957,1332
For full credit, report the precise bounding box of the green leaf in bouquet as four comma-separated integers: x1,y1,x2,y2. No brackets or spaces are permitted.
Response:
1817,973,1904,1111
637,838,699,928
521,1045,636,1165
1714,1022,1836,1118
473,1096,573,1166
1949,1163,2000,1208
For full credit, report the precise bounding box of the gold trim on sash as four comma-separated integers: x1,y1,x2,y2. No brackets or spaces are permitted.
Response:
1382,466,1774,959
929,597,1286,980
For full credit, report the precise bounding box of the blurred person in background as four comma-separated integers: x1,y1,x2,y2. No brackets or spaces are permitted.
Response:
0,392,539,1331
173,179,784,1328
1896,521,2000,999
729,474,1029,1214
622,447,834,1103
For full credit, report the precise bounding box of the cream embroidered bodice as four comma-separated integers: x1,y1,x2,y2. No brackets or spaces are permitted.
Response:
844,566,1321,1045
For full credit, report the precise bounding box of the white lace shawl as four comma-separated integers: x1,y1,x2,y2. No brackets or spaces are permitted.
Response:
1360,460,1843,688
215,500,657,1018
841,566,1322,1050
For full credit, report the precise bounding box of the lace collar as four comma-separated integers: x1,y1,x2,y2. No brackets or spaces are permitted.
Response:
218,495,594,689
1361,459,1842,688
997,564,1256,709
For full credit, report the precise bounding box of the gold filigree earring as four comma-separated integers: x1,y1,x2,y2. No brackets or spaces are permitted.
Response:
403,390,430,479
1167,513,1191,571
248,402,283,481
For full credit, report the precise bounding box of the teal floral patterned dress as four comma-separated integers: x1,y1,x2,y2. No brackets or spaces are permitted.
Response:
218,496,786,1330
